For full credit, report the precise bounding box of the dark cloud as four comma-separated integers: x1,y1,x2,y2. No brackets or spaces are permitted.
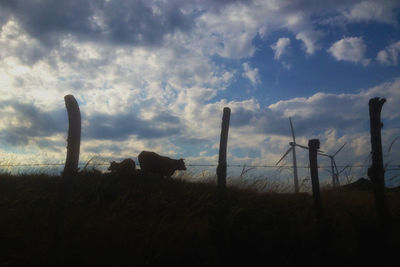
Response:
0,100,181,147
35,139,65,152
85,144,123,154
1,0,95,46
103,0,193,45
172,136,209,145
0,100,67,146
279,116,363,139
84,112,182,141
0,7,11,27
231,106,255,127
152,112,181,124
1,0,194,47
191,0,254,12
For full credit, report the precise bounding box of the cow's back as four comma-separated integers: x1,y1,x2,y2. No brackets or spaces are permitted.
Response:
138,151,163,174
108,158,136,174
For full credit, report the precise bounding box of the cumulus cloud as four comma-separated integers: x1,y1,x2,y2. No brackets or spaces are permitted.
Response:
377,41,400,65
328,37,370,66
242,62,260,86
0,13,236,161
271,37,290,60
343,0,400,25
2,0,399,62
295,31,323,55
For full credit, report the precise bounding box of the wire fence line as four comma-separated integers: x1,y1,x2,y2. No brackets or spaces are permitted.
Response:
0,162,399,169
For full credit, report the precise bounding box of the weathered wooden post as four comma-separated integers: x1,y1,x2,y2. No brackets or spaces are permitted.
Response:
308,139,329,265
216,107,231,197
308,139,323,221
368,97,389,234
55,94,81,265
63,94,81,176
215,107,231,264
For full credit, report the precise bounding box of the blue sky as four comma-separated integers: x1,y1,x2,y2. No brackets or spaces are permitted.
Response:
0,0,400,189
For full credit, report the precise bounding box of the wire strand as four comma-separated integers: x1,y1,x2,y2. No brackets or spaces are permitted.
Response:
1,163,399,169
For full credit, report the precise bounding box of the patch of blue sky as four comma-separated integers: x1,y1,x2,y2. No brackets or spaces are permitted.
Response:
231,147,262,159
247,25,400,105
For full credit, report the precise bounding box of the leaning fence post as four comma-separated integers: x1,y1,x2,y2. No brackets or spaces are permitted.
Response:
368,97,389,234
216,107,231,197
55,94,81,265
63,94,81,176
308,139,323,221
215,107,231,264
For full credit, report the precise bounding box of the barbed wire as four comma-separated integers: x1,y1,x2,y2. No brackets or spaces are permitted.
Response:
0,163,399,169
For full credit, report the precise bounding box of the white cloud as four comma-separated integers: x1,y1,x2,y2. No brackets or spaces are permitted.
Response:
195,3,259,59
271,37,290,60
242,62,260,86
0,17,237,163
196,1,325,57
343,0,399,25
328,37,370,66
377,41,400,65
295,31,323,55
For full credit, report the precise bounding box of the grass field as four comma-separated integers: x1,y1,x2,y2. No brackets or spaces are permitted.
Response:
0,171,399,266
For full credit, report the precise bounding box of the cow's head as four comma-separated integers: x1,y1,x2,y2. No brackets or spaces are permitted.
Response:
177,158,186,170
108,161,118,171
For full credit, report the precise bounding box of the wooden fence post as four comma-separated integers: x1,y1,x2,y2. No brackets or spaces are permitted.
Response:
216,107,231,197
55,94,81,266
63,94,81,176
215,107,231,264
308,139,323,221
368,97,389,234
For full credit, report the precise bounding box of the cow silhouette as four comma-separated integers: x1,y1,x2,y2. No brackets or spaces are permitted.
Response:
138,151,186,178
108,158,136,175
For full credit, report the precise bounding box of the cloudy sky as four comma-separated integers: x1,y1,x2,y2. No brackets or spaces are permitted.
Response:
1,0,400,187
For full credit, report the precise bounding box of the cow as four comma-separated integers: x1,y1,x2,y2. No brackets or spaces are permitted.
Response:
108,158,136,175
138,151,186,179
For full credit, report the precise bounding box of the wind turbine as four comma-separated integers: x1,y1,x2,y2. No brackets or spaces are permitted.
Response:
276,117,308,193
318,143,347,187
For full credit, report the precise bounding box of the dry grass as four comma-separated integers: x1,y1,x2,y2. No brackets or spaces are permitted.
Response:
0,171,399,266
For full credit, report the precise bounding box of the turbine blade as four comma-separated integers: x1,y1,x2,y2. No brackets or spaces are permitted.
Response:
338,164,349,175
318,152,330,157
276,147,293,165
333,142,347,157
333,159,339,174
340,166,349,175
289,117,296,143
387,136,399,155
295,143,309,150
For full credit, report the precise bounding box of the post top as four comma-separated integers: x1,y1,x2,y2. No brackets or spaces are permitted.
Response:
64,94,75,99
369,97,386,106
308,139,320,149
223,107,231,113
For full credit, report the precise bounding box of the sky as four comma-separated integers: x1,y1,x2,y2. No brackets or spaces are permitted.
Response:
1,0,400,189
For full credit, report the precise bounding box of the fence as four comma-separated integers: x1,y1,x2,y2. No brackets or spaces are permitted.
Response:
0,95,398,207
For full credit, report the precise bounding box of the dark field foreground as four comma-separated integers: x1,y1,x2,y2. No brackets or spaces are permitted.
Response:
1,172,400,266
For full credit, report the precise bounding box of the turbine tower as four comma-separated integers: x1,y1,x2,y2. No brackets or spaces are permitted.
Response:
276,118,308,193
319,143,347,187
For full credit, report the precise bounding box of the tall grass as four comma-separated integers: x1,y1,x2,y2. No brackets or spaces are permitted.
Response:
0,171,399,266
